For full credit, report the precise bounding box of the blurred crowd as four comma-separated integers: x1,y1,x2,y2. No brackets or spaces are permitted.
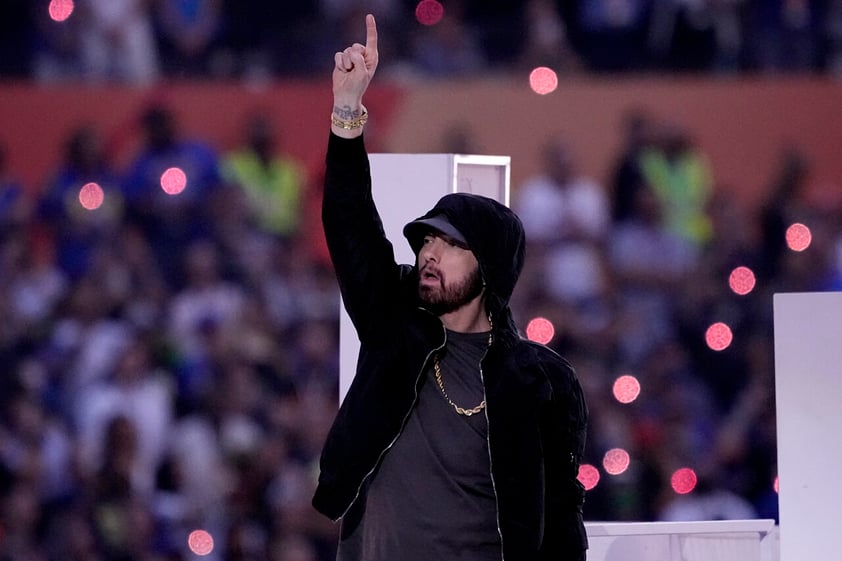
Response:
2,0,842,83
1,94,841,561
510,111,842,524
2,3,842,561
0,104,341,561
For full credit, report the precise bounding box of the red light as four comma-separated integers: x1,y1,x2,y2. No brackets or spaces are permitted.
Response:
786,222,812,251
577,464,600,491
603,448,631,476
526,317,555,344
160,167,187,195
728,266,756,295
529,67,558,95
415,0,445,26
671,467,698,494
78,182,104,210
612,375,641,404
188,529,214,556
48,0,74,22
705,322,733,351
774,475,779,494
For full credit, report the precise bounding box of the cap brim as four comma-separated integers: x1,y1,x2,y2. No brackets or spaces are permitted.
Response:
403,216,468,249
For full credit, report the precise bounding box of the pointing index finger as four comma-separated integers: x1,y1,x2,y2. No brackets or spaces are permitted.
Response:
365,14,378,53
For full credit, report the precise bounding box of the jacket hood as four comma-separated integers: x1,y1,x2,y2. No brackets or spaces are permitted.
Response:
403,193,526,318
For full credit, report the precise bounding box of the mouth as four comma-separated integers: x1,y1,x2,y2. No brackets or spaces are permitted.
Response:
420,267,442,286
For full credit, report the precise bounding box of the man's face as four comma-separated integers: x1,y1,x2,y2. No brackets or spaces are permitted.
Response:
416,232,484,315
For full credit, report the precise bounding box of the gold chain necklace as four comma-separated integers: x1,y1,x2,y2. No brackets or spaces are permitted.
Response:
433,319,492,417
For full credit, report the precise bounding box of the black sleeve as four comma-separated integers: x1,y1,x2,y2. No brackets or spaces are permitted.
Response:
321,132,407,343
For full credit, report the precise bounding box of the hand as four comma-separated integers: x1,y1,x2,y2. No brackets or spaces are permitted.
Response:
332,14,378,112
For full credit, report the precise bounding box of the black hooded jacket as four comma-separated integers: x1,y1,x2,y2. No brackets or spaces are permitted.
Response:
313,133,588,560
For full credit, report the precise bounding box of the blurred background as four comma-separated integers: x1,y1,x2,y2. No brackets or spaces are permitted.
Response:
1,1,842,560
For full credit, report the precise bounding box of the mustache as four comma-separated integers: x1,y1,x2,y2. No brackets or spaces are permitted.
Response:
420,264,442,279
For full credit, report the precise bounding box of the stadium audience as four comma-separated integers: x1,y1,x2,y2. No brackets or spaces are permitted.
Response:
3,3,842,560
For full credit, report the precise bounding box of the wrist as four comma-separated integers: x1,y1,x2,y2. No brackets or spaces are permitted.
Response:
331,105,368,129
332,102,365,121
330,103,367,138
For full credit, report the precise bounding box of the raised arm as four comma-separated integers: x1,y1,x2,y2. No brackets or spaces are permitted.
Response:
323,14,407,342
331,14,378,139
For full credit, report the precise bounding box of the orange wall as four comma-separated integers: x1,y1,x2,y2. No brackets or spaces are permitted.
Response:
2,77,841,210
383,76,842,210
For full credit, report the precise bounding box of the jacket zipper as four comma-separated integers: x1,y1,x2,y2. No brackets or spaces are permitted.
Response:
335,325,446,522
480,345,506,561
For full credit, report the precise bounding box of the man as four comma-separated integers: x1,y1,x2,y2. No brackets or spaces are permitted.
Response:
312,15,588,561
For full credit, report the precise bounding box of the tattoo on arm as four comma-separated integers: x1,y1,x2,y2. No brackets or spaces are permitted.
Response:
333,105,361,120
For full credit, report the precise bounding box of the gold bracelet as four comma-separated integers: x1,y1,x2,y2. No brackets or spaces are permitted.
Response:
331,108,368,130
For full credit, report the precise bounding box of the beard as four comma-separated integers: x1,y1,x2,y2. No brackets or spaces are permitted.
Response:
418,264,485,316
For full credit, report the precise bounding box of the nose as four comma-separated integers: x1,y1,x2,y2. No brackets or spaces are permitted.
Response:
419,238,442,263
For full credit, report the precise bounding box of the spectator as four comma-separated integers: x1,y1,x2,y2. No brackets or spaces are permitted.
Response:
827,0,842,74
77,0,160,84
463,0,528,68
518,0,581,73
260,0,327,76
514,133,612,347
1,390,75,507
647,0,718,71
3,236,67,348
608,107,655,224
217,0,273,79
0,144,30,240
121,103,222,287
222,111,307,241
639,120,713,248
708,0,747,72
167,238,246,409
407,0,486,77
0,482,45,560
154,0,224,78
755,145,810,282
568,0,650,72
43,270,135,418
39,125,123,281
88,415,158,560
608,183,697,366
31,0,82,82
744,0,826,72
74,334,174,497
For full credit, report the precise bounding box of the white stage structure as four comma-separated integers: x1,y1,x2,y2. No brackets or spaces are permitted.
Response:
773,291,842,561
585,520,778,561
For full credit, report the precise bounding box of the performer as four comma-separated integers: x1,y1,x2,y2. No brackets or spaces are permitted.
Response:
312,14,589,561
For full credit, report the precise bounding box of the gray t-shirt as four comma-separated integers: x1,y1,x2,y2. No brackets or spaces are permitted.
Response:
337,329,502,561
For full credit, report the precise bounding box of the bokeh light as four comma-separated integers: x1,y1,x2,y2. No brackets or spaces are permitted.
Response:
526,317,555,344
49,0,74,22
577,464,600,491
603,448,631,476
774,475,779,494
671,467,698,494
786,222,812,251
78,182,104,210
728,265,756,296
188,529,214,556
705,322,733,351
160,167,187,195
612,374,641,404
529,67,558,95
415,0,445,26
